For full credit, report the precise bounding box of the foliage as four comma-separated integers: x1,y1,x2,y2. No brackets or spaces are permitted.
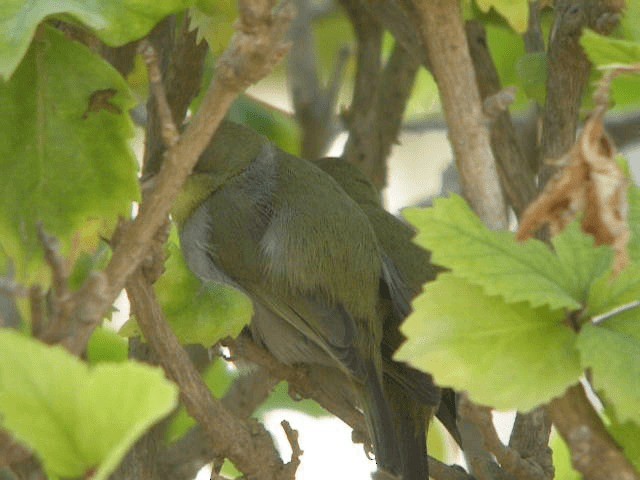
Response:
0,330,178,480
1,0,640,478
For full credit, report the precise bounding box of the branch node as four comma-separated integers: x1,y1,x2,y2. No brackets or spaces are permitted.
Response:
483,86,517,122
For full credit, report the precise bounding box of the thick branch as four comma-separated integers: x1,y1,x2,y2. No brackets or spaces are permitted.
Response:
539,0,623,185
340,0,419,189
126,271,294,480
339,0,384,185
508,408,554,480
548,384,639,480
412,0,507,229
287,0,346,159
459,399,551,480
159,367,279,480
465,20,537,217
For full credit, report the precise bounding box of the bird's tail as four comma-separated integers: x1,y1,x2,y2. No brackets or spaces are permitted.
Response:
358,362,402,479
386,382,432,480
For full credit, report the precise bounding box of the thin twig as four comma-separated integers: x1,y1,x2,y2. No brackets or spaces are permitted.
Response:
281,420,303,472
138,40,180,148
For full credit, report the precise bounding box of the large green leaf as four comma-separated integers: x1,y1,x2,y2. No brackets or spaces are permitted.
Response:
551,221,614,304
0,27,139,280
395,273,582,412
0,330,178,480
0,0,191,78
403,195,580,310
153,231,253,346
577,316,640,424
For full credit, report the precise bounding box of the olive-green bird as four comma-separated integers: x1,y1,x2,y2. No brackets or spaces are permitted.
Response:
315,158,460,480
172,121,404,478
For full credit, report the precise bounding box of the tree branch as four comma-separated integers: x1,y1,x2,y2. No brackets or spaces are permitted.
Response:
459,398,552,480
42,0,294,355
340,0,420,189
159,367,280,480
548,384,639,480
508,408,554,480
287,0,347,159
410,0,507,230
539,0,624,185
126,270,296,480
465,20,537,217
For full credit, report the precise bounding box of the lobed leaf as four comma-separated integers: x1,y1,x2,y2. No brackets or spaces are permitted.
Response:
403,195,581,310
577,317,640,424
0,27,139,281
0,0,191,78
0,330,178,480
395,273,582,412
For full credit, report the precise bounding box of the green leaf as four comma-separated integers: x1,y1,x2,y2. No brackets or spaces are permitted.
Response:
581,29,640,67
155,230,253,346
551,221,614,303
189,1,237,55
474,0,529,32
628,185,640,264
87,325,129,364
403,195,580,310
587,262,640,316
395,273,582,411
0,0,191,79
604,407,640,471
0,330,178,480
0,27,139,281
515,52,547,104
550,434,581,480
620,0,640,43
577,319,640,424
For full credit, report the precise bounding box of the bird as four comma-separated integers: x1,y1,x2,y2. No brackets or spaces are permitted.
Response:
171,120,404,478
315,158,460,479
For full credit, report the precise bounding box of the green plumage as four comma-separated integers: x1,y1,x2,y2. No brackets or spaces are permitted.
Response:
175,121,401,476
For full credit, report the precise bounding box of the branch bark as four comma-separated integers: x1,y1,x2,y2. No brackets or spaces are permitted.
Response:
539,0,624,185
126,271,296,480
411,0,507,230
548,384,639,480
287,0,346,159
465,20,537,217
